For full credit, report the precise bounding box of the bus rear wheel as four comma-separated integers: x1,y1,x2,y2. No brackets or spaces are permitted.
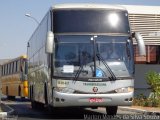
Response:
6,86,15,100
106,106,118,115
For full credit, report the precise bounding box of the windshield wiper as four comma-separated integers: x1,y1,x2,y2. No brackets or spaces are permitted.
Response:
96,45,116,80
96,54,116,80
74,65,84,81
74,51,88,82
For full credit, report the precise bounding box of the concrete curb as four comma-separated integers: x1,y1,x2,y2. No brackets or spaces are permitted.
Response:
0,102,14,118
119,107,160,115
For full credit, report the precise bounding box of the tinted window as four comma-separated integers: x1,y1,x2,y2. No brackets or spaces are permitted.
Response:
53,9,130,33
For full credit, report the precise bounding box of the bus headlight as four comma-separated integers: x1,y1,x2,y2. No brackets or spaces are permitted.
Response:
115,87,134,93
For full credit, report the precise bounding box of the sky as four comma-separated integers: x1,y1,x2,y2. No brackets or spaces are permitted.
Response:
0,0,160,59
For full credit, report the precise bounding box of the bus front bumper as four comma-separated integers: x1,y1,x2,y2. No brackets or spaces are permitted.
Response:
52,91,133,107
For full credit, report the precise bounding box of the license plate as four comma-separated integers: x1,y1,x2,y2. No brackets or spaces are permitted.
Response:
89,98,103,103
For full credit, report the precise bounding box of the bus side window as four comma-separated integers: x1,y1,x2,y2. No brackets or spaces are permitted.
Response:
25,60,28,74
18,60,20,72
14,61,16,73
3,66,4,76
4,65,5,75
1,66,3,76
5,64,7,75
20,59,25,73
12,62,14,74
8,64,10,75
6,64,9,75
0,66,1,76
15,61,18,73
9,63,11,74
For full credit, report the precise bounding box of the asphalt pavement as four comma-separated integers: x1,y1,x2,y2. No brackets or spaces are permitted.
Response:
1,98,160,119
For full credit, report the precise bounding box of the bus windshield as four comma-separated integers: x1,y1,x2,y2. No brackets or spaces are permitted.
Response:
54,35,134,79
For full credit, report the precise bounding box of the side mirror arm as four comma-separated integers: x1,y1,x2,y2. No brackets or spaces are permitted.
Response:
132,32,146,56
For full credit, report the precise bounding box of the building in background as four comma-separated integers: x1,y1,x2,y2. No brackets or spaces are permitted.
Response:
123,5,160,96
124,5,160,64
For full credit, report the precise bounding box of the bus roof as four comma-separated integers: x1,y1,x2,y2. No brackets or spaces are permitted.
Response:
52,3,126,11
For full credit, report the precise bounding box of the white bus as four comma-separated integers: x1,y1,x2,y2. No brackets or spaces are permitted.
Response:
27,3,146,115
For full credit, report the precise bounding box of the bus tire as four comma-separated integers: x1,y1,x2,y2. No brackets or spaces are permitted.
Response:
47,105,59,113
30,85,34,100
30,85,35,109
29,86,32,100
18,86,21,96
21,97,25,101
6,86,8,97
18,86,25,101
32,100,44,110
106,106,118,115
44,84,48,105
31,101,36,109
6,87,15,100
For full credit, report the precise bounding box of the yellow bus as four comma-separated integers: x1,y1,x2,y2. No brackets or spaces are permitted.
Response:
0,55,28,99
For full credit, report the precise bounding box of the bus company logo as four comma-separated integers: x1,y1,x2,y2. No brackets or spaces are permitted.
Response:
92,87,98,93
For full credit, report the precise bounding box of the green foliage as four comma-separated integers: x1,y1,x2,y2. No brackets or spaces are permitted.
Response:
133,94,147,106
145,71,160,98
133,71,160,107
145,71,160,93
133,93,160,107
134,71,160,107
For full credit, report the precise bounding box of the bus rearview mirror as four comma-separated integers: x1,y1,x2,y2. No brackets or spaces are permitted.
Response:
133,32,146,56
45,31,54,54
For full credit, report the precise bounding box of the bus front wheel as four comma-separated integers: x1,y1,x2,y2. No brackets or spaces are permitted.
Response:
106,106,118,115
